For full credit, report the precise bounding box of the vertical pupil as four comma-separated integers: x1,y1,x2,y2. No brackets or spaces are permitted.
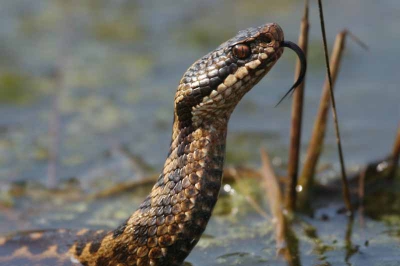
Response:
240,46,244,57
234,44,249,59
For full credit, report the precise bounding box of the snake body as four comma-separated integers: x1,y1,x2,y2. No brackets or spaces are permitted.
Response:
0,23,305,266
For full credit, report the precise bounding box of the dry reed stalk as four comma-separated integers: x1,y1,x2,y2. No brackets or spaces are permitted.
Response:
230,169,270,220
357,167,367,205
285,0,309,212
260,148,286,250
261,148,301,265
297,30,348,209
280,232,301,266
89,176,159,199
389,123,400,179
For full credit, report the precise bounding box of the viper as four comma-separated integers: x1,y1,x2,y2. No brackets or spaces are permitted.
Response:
0,23,306,266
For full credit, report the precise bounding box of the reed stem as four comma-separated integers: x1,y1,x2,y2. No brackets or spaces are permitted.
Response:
285,0,309,212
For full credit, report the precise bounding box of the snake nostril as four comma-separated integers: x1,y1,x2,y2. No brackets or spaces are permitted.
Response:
261,34,273,44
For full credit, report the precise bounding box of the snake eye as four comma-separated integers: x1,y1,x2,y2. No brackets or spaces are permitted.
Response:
232,44,251,59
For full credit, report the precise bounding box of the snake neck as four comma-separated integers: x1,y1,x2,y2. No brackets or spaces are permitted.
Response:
139,121,228,264
73,121,228,266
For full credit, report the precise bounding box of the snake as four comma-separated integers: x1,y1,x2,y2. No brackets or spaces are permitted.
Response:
0,23,306,266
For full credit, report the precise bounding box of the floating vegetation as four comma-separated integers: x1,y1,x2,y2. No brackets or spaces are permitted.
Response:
0,73,35,104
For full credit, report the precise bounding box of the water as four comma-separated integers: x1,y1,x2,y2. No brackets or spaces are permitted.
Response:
0,0,399,265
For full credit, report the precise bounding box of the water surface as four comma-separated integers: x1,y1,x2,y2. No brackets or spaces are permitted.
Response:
0,1,399,265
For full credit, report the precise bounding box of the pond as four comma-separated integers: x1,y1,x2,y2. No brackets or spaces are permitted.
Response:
0,0,399,265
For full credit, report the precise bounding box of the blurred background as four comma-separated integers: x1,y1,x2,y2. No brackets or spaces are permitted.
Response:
0,1,399,265
0,0,398,184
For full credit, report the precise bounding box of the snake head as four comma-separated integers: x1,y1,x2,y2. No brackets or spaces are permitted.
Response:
174,23,306,130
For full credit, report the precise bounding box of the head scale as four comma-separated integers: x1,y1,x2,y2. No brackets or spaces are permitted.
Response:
174,23,306,130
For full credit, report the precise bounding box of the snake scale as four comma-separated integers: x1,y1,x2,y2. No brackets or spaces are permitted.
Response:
0,23,306,266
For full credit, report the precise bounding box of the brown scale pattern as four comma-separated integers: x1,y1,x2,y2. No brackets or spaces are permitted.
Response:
0,23,287,266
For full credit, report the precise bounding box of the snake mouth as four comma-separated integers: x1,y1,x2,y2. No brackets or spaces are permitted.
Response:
276,40,307,105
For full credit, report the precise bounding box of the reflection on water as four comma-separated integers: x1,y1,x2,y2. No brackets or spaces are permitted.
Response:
0,0,399,265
